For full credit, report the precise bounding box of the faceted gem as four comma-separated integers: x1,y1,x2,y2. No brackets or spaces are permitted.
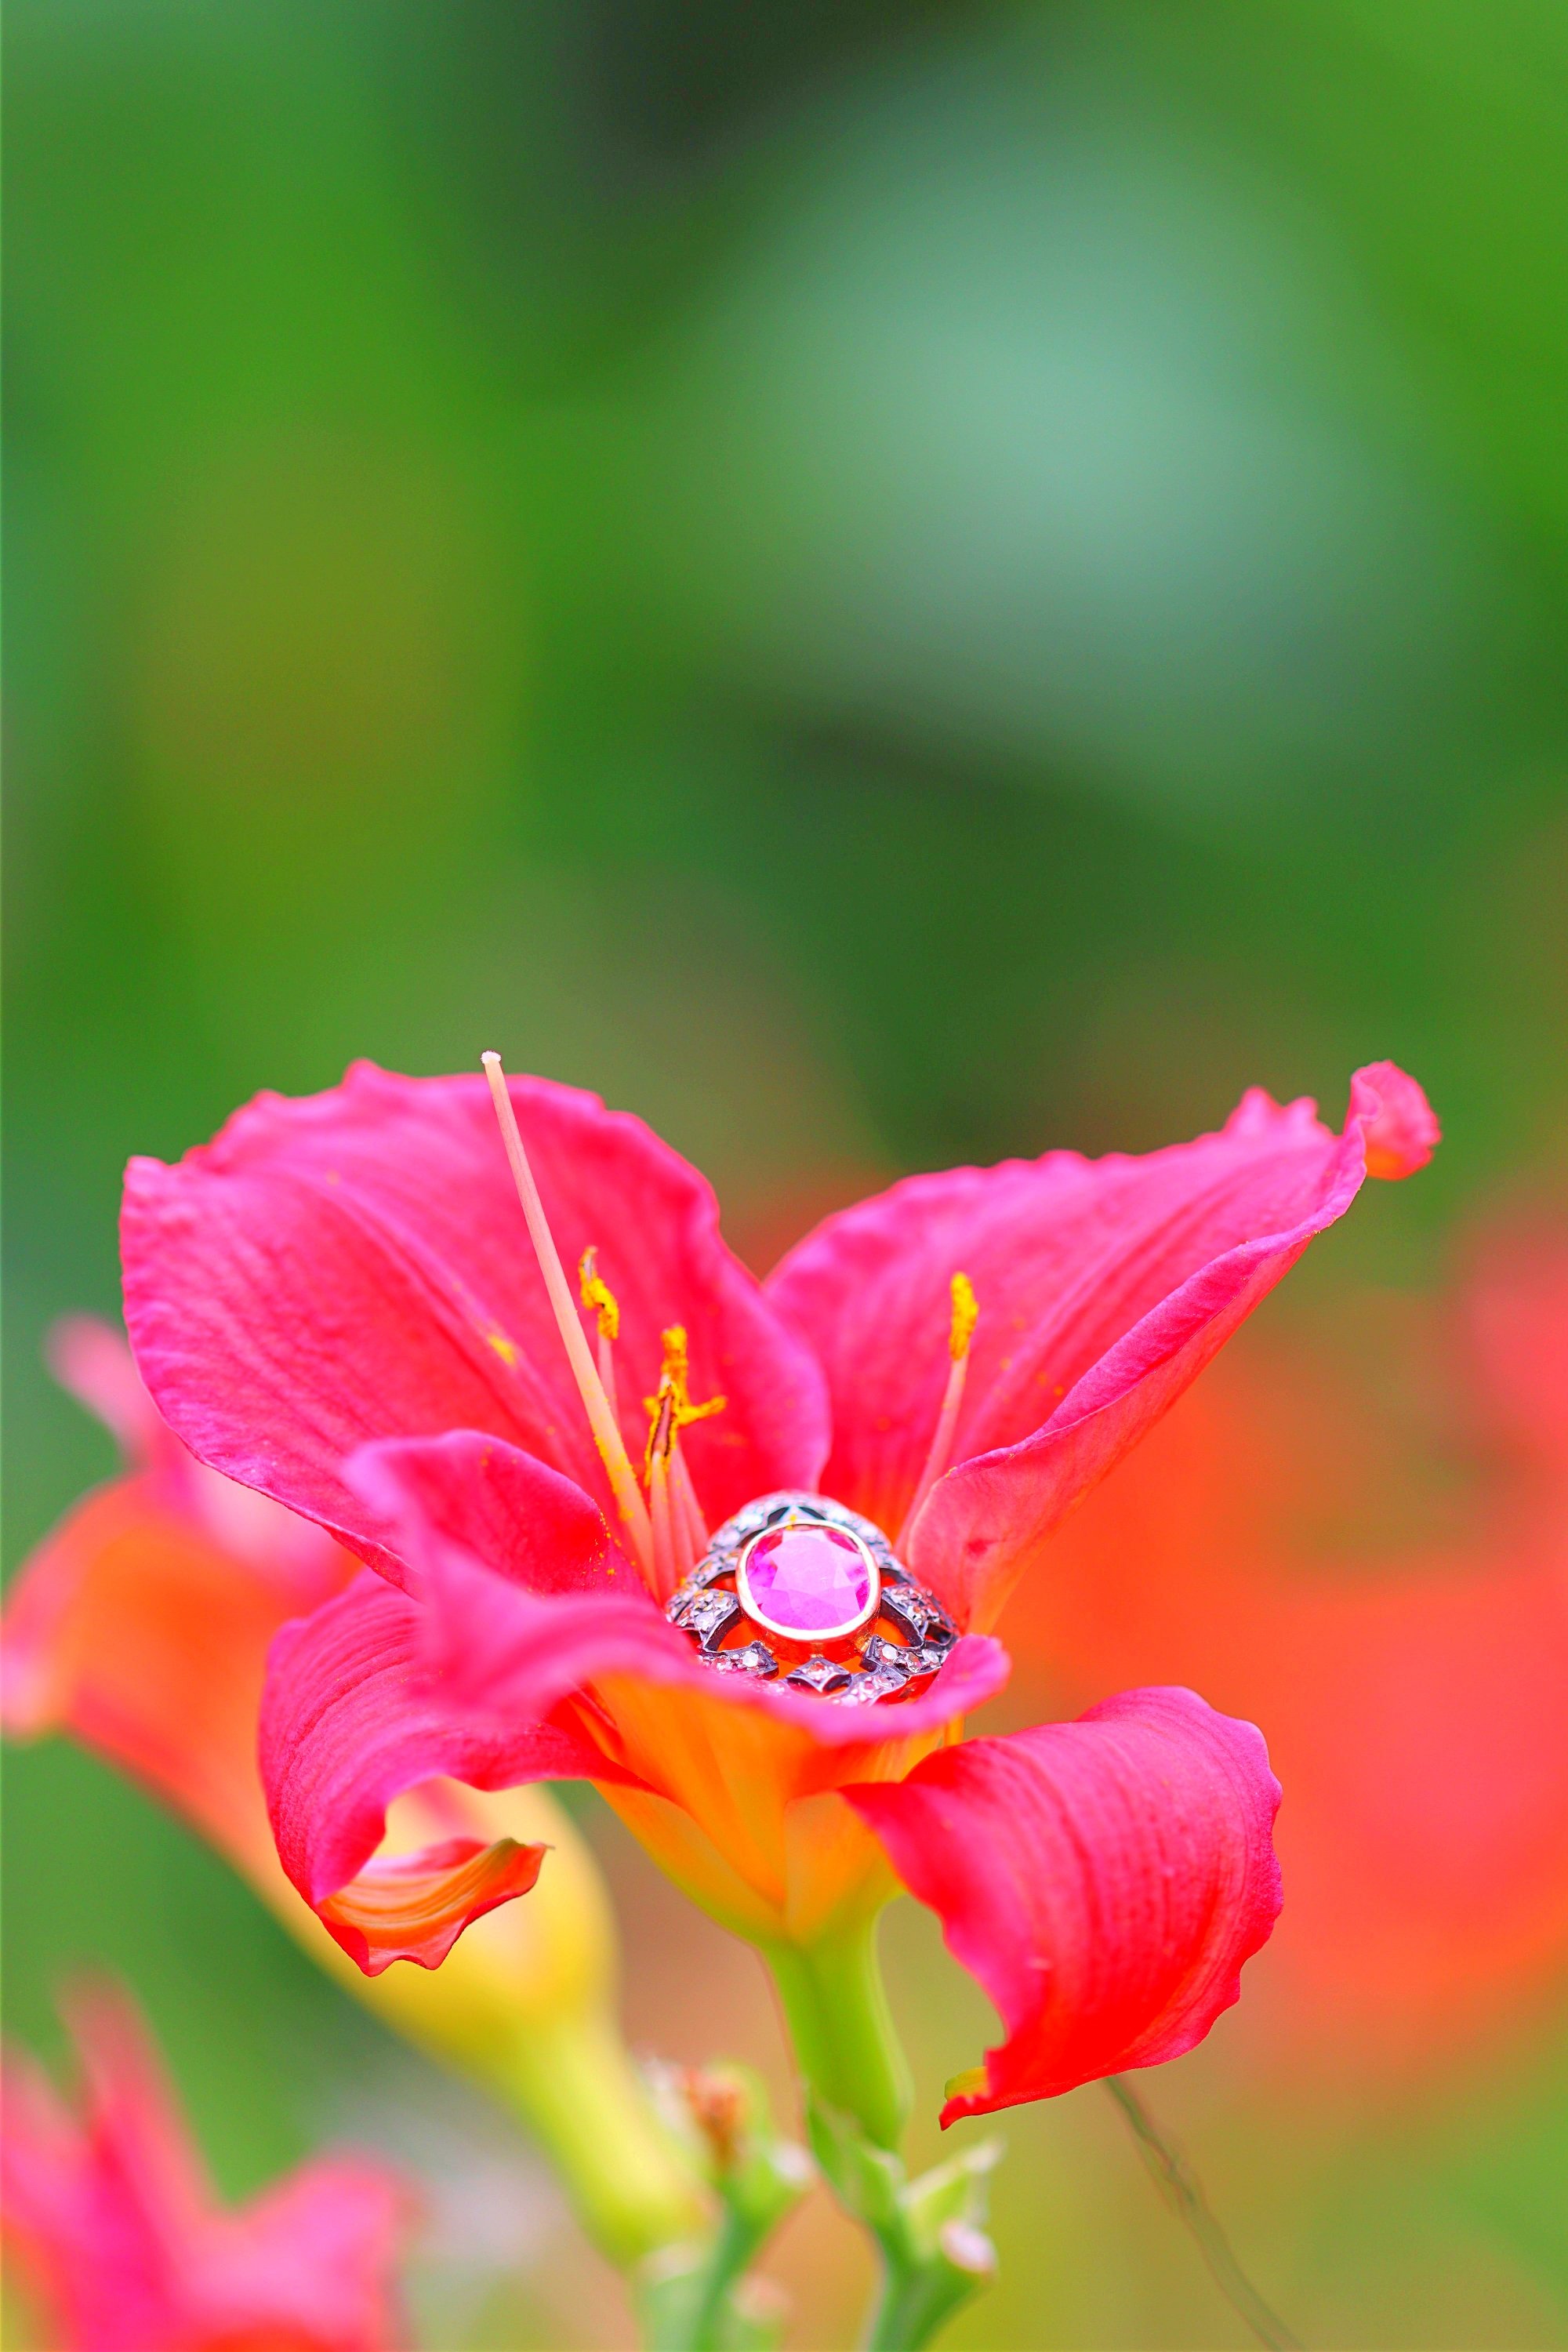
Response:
739,1523,877,1640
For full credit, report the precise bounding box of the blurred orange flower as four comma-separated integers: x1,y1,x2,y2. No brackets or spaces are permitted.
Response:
1000,1213,1568,2074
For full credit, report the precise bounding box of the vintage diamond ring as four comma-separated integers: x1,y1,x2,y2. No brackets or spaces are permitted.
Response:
665,1491,958,1704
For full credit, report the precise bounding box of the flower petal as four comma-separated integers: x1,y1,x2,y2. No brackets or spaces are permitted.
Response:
1,1982,411,2352
769,1063,1436,1628
844,1686,1282,2122
122,1062,831,1575
2,1389,651,2096
260,1570,621,1972
318,1836,546,1974
348,1426,623,1596
1348,1058,1440,1180
1,1475,304,1875
48,1314,173,1474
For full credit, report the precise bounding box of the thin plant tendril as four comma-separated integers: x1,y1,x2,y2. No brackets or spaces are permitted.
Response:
1105,2075,1304,2351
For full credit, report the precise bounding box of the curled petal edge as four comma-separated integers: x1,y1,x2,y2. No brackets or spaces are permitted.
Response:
907,1064,1439,1632
318,1835,548,1975
844,1686,1283,2122
260,1571,622,1975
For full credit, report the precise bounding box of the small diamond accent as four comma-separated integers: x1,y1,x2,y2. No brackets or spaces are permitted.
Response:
710,1641,779,1679
859,1635,916,1678
882,1584,956,1647
674,1588,742,1652
784,1654,856,1696
833,1664,911,1705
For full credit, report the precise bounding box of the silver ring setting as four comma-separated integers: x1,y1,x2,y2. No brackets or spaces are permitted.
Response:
666,1491,959,1704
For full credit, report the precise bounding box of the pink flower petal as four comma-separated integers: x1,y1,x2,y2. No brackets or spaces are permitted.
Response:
1,1982,410,2350
844,1686,1282,2122
47,1316,172,1476
122,1062,830,1577
1348,1058,1441,1180
260,1570,612,1973
769,1062,1437,1628
350,1426,625,1596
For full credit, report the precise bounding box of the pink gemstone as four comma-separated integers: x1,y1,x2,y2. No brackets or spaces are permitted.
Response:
741,1524,874,1637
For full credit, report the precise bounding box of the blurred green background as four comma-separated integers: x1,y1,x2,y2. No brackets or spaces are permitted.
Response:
7,2,1568,2343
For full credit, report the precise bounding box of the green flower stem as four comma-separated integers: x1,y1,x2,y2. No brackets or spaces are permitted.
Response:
491,2007,711,2269
764,1919,999,2351
762,1915,911,2151
637,2065,811,2352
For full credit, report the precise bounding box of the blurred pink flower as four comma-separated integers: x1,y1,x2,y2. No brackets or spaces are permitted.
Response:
1,1982,411,2352
118,1058,1433,2122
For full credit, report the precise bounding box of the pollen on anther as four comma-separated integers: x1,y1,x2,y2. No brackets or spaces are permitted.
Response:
949,1270,978,1361
579,1247,619,1342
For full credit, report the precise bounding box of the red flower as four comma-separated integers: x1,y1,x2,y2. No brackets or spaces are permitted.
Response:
1,1980,409,2352
120,1057,1435,2124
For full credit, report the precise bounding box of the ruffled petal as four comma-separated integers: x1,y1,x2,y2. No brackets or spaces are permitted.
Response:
770,1062,1436,1629
349,1426,624,1597
1348,1059,1440,1180
844,1686,1282,2122
260,1570,613,1973
318,1836,546,1974
122,1062,831,1576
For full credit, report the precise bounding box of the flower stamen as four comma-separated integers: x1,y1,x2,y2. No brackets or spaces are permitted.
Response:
648,1410,680,1599
481,1054,655,1576
578,1247,621,1419
670,1446,710,1560
644,1327,724,1599
897,1272,978,1550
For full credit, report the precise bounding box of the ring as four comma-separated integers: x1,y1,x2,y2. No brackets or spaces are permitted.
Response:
666,1492,958,1704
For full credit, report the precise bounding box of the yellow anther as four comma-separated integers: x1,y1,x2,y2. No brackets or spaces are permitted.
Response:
643,1326,726,1475
644,1389,677,1479
578,1247,620,1342
949,1271,978,1362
